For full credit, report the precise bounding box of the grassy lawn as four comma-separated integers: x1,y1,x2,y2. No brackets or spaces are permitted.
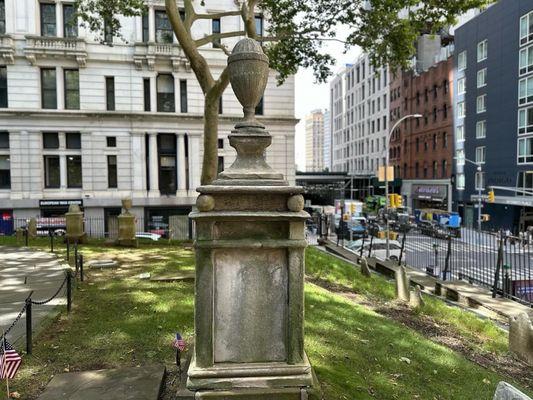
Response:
1,240,531,399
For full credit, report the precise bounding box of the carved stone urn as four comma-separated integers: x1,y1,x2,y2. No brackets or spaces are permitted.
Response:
187,38,316,399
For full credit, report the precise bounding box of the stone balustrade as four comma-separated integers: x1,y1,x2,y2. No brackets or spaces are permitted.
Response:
24,35,88,67
133,42,190,72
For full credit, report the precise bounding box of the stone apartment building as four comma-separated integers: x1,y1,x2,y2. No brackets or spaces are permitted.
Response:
389,38,454,211
0,0,296,237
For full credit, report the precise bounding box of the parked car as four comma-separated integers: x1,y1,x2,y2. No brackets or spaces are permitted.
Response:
348,239,402,261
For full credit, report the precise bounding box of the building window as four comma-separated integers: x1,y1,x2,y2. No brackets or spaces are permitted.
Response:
517,171,533,195
477,68,487,88
44,155,60,188
443,104,448,119
456,125,464,142
443,80,449,94
457,173,465,190
456,149,465,166
107,155,117,188
458,51,467,71
0,66,6,108
180,79,187,113
63,4,78,38
66,132,81,149
457,101,465,118
519,45,533,75
106,136,116,147
423,165,428,178
106,76,115,111
143,78,151,112
519,76,533,105
519,137,533,163
0,0,5,34
255,15,263,36
475,171,485,190
415,162,419,178
212,18,221,48
0,154,9,189
477,39,488,62
520,11,533,46
218,138,224,149
142,12,149,43
476,94,486,113
442,160,447,177
217,156,224,174
158,134,177,195
255,96,264,115
157,74,175,112
0,131,8,148
457,77,465,94
67,155,82,188
155,10,173,43
475,146,486,164
104,17,113,44
476,120,486,139
433,134,437,150
41,68,57,109
43,132,59,149
432,161,438,178
442,132,448,148
519,107,533,135
64,69,79,110
40,2,56,37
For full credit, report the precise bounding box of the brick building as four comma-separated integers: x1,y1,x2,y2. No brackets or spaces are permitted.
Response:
390,55,454,211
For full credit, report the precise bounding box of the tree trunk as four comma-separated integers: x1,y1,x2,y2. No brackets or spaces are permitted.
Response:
201,91,220,185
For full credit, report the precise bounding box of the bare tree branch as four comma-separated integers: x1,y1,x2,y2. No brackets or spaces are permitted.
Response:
194,10,242,20
195,30,246,47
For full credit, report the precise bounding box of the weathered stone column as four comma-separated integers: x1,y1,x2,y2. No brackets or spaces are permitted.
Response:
65,204,85,243
187,39,316,399
116,198,137,247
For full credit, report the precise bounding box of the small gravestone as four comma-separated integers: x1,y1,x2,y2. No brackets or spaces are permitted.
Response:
509,312,533,366
28,217,37,238
116,198,138,247
360,257,371,278
88,259,119,269
410,286,424,308
493,381,532,400
65,204,86,243
395,265,410,302
15,228,24,244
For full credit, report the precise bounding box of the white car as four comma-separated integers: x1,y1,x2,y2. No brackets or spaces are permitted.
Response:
136,232,161,241
348,239,402,261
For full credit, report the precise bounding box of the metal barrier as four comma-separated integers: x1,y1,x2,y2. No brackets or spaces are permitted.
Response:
403,227,533,307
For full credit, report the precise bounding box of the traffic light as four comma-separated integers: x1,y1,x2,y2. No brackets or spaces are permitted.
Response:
388,194,396,208
488,190,495,203
395,194,403,208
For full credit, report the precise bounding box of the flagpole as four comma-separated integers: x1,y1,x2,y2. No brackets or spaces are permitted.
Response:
1,330,9,398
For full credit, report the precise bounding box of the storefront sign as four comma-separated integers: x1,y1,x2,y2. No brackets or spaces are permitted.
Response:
412,185,447,201
39,199,83,207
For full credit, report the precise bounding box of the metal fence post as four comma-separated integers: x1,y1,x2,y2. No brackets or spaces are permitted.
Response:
79,254,84,282
24,228,28,247
399,229,407,266
49,229,54,252
368,234,374,257
26,298,32,355
74,241,78,269
492,237,504,298
443,235,452,281
66,239,70,262
67,271,72,313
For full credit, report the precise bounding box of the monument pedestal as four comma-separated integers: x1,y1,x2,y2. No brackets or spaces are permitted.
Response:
116,198,138,247
65,204,86,243
187,38,317,399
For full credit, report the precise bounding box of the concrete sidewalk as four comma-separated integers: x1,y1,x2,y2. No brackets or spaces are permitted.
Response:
0,246,69,346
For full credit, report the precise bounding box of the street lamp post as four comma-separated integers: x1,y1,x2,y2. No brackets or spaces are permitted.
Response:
385,114,423,259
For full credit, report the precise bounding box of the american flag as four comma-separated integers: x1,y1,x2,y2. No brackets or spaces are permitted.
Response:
0,339,22,380
171,333,186,351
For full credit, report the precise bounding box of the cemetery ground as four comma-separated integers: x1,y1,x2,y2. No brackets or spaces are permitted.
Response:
1,238,532,400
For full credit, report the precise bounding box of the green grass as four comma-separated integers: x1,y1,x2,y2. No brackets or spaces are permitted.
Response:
2,241,530,399
305,246,509,356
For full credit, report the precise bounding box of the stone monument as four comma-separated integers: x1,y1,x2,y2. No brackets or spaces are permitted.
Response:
27,217,37,238
116,198,137,247
65,204,86,243
187,38,316,399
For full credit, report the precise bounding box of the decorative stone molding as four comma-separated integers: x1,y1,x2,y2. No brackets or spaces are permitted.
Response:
0,35,15,65
133,42,190,72
24,35,88,67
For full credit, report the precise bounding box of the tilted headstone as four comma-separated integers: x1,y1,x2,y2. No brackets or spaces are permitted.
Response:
27,217,37,238
509,312,533,366
116,198,137,247
186,38,316,399
65,204,85,243
360,256,372,278
410,286,424,308
493,381,532,400
395,265,410,302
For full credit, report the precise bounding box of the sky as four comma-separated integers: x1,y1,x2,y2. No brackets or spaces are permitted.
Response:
294,33,361,171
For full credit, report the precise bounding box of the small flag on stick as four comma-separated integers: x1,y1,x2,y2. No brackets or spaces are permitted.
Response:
172,333,186,352
1,338,21,381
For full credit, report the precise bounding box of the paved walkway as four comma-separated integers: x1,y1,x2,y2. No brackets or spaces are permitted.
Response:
0,246,68,346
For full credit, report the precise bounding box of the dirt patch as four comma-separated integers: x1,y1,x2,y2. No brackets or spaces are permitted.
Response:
307,275,533,390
